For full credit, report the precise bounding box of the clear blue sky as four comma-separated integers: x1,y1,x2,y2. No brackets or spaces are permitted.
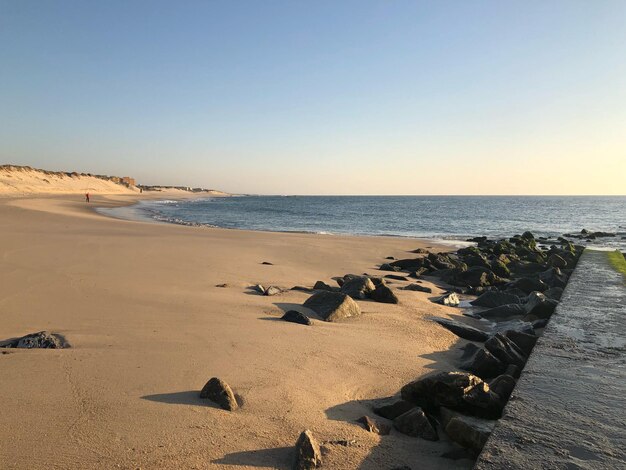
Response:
1,1,625,194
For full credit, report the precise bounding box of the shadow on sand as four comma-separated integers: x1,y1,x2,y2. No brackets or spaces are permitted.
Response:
141,390,220,409
212,446,293,468
323,343,475,469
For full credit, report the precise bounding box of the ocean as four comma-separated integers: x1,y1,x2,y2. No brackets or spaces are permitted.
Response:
99,196,626,250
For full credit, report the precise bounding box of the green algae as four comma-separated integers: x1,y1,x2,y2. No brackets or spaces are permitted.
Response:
607,250,626,282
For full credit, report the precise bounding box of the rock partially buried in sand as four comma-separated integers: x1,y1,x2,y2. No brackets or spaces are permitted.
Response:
393,407,438,441
313,281,334,291
430,317,489,342
199,377,238,411
370,283,399,304
357,415,391,435
282,310,312,325
470,291,521,308
373,399,415,420
0,331,67,349
264,286,282,296
403,283,432,293
340,276,375,300
441,408,495,454
293,429,322,470
302,291,361,322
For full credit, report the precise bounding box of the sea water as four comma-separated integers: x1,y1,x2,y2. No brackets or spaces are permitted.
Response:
99,196,626,249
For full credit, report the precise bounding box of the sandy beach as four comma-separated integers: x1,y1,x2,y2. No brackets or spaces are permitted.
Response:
0,193,471,470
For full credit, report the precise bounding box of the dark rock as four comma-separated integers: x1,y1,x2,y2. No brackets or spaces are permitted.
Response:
524,292,558,318
489,259,511,278
491,319,536,336
357,415,390,435
521,231,535,240
0,331,66,349
509,277,548,294
433,292,460,306
463,348,506,379
503,287,530,298
504,330,538,356
293,430,322,470
385,256,396,260
505,364,521,379
430,317,488,342
254,284,266,294
441,407,495,454
261,261,274,265
379,263,401,272
403,283,432,293
452,267,502,288
389,257,428,270
488,374,516,401
409,267,428,278
313,281,334,291
478,304,526,319
401,371,503,418
460,343,481,360
302,291,361,322
470,291,521,308
393,408,439,440
373,399,415,420
340,276,375,300
538,267,569,289
411,248,429,253
370,284,399,304
532,318,549,329
215,283,228,288
548,253,567,268
543,286,564,300
282,310,312,326
384,274,409,281
485,333,527,369
199,377,238,411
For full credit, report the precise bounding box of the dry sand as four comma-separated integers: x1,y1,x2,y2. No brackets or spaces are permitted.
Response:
0,193,472,469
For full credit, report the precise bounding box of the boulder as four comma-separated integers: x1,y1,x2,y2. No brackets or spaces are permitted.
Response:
509,277,548,294
485,333,527,369
548,253,567,268
389,258,427,270
373,399,415,420
433,292,460,307
488,374,516,402
313,281,334,291
393,408,439,441
357,415,390,435
379,263,401,272
293,430,322,470
504,329,538,356
443,411,495,454
489,259,511,278
1,331,66,349
403,283,432,293
370,284,399,304
470,291,521,308
340,276,375,300
430,317,488,342
524,292,558,318
199,378,239,411
401,371,503,418
477,304,526,320
532,318,549,329
463,348,506,379
254,284,266,294
543,286,564,301
302,291,361,322
282,311,312,326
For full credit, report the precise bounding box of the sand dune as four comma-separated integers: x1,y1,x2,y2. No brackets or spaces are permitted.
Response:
0,194,470,469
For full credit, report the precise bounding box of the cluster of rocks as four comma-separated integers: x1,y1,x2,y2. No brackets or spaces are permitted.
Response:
0,331,67,349
562,228,616,241
359,232,584,458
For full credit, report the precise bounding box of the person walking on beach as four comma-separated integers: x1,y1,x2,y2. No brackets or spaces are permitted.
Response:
85,192,90,203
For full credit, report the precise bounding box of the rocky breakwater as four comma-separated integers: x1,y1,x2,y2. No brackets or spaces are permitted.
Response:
369,232,585,459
